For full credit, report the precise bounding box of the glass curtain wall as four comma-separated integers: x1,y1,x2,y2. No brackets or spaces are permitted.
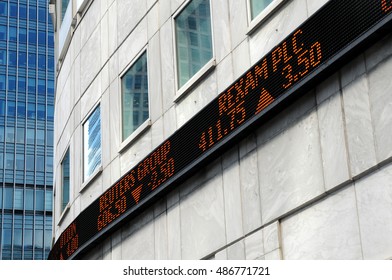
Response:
0,0,54,260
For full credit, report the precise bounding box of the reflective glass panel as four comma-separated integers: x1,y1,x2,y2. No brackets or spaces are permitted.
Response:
175,0,213,88
83,106,101,180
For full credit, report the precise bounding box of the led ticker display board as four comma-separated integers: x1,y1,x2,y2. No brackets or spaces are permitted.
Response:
49,0,392,260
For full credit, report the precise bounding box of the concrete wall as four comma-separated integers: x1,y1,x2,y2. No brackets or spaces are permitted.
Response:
53,0,392,259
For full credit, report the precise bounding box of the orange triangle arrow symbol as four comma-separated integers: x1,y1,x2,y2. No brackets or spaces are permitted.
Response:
132,185,143,204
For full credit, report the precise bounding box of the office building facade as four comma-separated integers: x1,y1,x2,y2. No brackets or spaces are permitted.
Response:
51,0,392,260
0,0,54,259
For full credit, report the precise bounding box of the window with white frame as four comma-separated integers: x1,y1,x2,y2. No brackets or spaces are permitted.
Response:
83,105,102,181
249,0,274,20
175,0,213,89
61,149,70,212
61,0,70,22
121,51,149,141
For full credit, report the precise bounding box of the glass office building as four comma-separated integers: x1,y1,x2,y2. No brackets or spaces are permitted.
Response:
0,0,54,260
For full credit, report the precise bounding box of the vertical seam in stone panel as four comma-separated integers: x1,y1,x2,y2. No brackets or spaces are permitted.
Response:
314,91,327,193
363,58,382,165
338,71,354,180
352,181,365,259
220,156,229,251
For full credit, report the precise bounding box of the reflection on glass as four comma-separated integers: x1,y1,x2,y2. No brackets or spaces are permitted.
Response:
175,0,213,88
83,106,101,180
121,52,149,140
250,0,274,19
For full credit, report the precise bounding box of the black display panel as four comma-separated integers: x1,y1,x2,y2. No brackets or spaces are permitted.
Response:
49,0,392,260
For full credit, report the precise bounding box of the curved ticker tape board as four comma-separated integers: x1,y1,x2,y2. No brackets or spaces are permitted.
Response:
49,0,392,260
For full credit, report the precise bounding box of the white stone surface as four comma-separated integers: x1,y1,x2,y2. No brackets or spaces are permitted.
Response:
342,74,377,177
211,0,231,63
108,1,118,57
80,0,101,48
367,58,392,163
154,213,168,259
227,240,245,260
149,33,163,123
118,19,148,75
222,161,244,243
167,203,181,259
239,152,262,234
80,26,101,94
228,0,247,49
306,0,330,15
263,221,280,254
216,53,234,94
245,229,264,260
109,78,121,161
317,92,350,191
180,175,226,259
160,20,175,112
315,73,340,105
356,164,392,259
258,110,324,223
121,219,155,259
249,0,308,65
281,187,362,260
117,0,147,46
232,39,250,80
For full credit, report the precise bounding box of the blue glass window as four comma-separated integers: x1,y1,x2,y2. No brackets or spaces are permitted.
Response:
38,54,45,69
19,28,27,43
48,34,54,47
250,0,274,19
38,79,45,93
4,187,13,209
5,153,14,169
8,26,17,41
0,75,5,89
18,76,26,92
36,129,44,145
7,101,16,117
27,103,35,119
9,2,17,17
26,154,34,171
0,188,2,208
61,0,70,21
18,52,27,67
175,0,213,88
38,7,46,22
6,126,15,142
14,188,24,210
47,105,54,121
0,99,5,116
16,154,24,170
25,190,34,210
61,149,70,211
36,189,44,211
17,102,25,118
0,2,7,16
83,106,101,180
29,6,36,21
0,126,4,141
28,78,35,93
38,31,46,45
121,52,149,140
0,49,6,64
37,104,45,120
28,29,36,45
26,128,34,144
45,190,53,211
47,130,53,146
19,4,27,19
28,53,36,69
0,25,6,40
8,51,17,66
8,76,16,91
16,127,24,144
